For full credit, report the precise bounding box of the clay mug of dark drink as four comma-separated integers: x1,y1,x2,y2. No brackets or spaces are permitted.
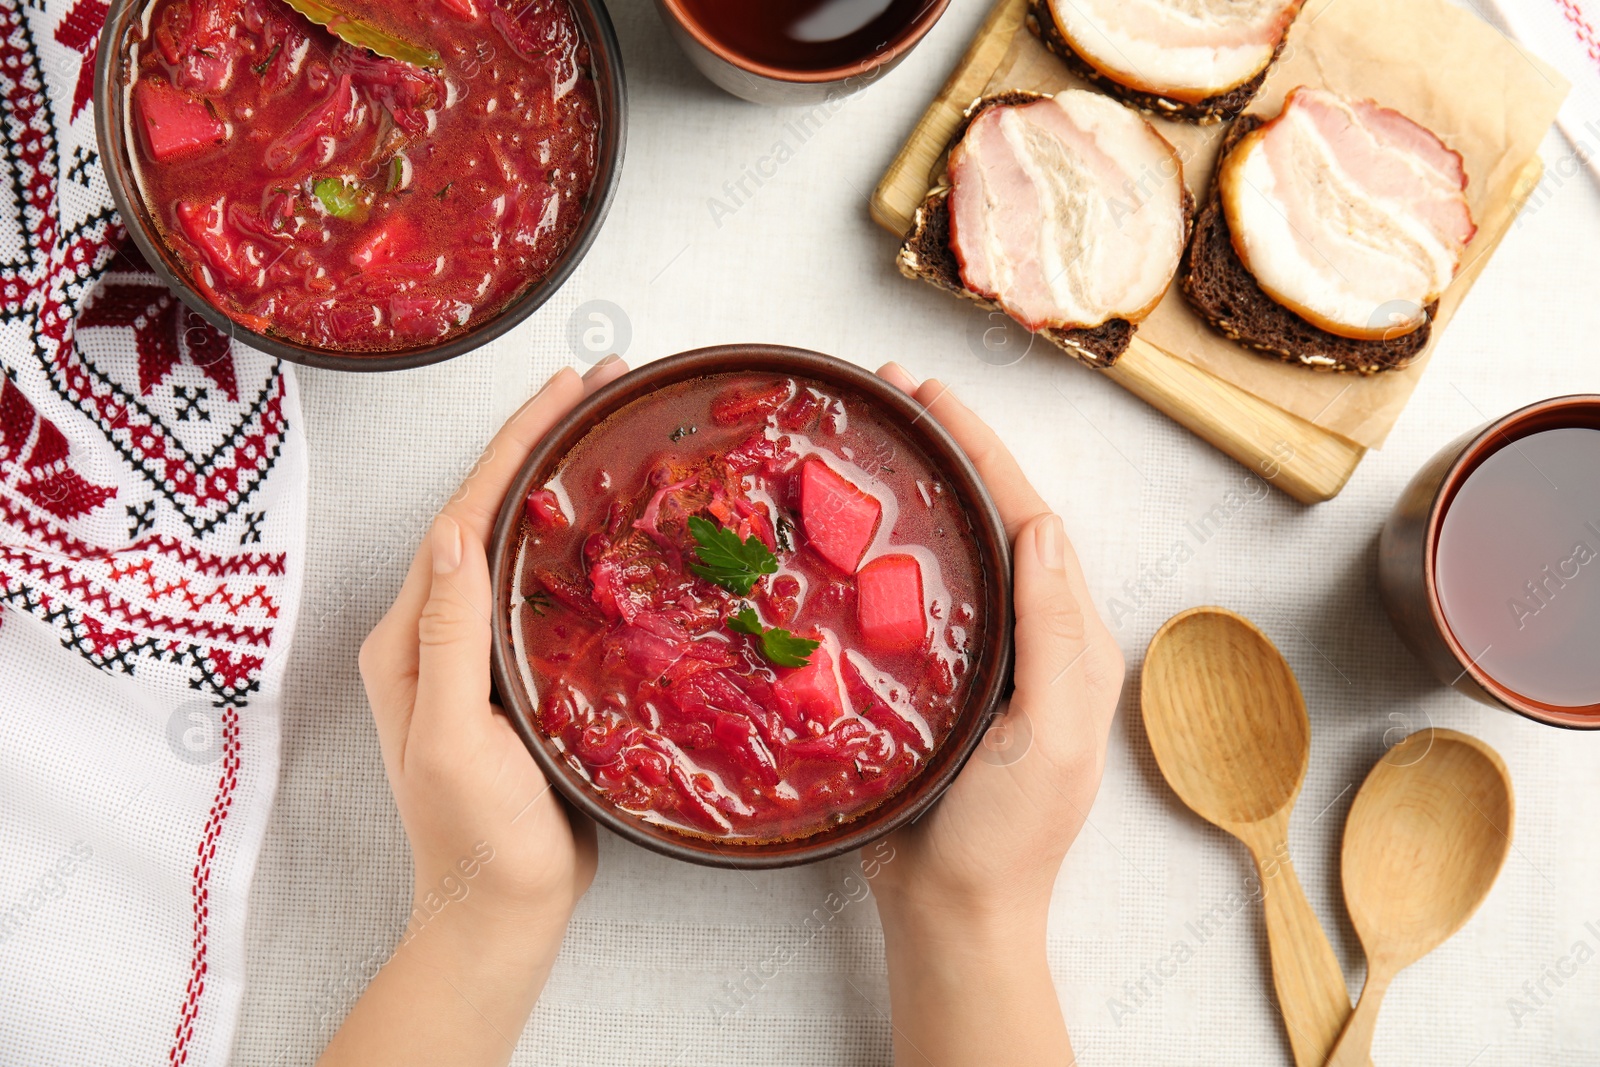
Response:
1378,395,1600,729
654,0,950,105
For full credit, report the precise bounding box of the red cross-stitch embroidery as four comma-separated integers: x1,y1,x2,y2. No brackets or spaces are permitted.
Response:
53,0,108,123
1,4,301,1061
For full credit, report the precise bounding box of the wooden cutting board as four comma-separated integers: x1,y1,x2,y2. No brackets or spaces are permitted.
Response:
871,0,1545,504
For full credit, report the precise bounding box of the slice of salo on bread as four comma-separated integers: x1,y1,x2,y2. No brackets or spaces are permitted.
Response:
1220,87,1475,340
947,91,1188,334
898,91,1190,368
1028,0,1303,124
1182,87,1476,373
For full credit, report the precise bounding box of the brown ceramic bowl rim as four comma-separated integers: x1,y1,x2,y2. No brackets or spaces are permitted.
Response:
93,0,626,372
1422,394,1600,729
656,0,951,84
487,345,1015,868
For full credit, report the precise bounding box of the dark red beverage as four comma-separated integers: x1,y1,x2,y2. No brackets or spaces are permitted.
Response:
1434,427,1600,710
126,0,601,352
674,0,935,71
509,372,986,842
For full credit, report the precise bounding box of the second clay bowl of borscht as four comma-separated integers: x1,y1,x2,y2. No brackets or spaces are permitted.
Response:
95,0,625,370
489,346,1014,868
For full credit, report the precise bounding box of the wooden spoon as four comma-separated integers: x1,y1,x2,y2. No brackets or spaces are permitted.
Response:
1142,607,1360,1067
1326,729,1514,1066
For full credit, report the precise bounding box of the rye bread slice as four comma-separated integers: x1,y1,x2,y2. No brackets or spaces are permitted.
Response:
1025,0,1278,126
897,188,1136,368
1180,115,1437,374
895,92,1192,370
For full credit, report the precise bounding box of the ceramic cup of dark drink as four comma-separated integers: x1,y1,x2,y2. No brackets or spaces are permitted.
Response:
1378,395,1600,729
654,0,950,106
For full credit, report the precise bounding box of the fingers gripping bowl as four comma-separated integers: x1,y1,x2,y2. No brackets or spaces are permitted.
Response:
488,348,1014,868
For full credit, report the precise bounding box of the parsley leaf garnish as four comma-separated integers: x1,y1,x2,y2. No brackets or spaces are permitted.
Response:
252,42,282,77
727,606,819,668
688,516,777,596
313,177,365,221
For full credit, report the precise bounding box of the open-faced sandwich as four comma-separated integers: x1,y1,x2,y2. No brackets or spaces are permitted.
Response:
1026,0,1304,124
898,90,1191,368
1182,86,1477,374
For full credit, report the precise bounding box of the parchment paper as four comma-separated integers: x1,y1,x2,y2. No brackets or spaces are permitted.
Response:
980,0,1568,448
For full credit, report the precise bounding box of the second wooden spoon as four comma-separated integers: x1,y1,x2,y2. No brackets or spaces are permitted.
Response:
1326,729,1514,1066
1143,607,1360,1067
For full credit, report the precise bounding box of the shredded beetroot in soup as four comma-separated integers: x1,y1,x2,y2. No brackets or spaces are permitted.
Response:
127,0,601,351
512,374,987,843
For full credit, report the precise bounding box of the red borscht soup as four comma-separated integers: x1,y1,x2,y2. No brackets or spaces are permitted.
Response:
125,0,601,351
510,373,986,843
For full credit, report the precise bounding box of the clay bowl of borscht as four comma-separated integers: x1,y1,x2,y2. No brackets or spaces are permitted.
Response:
489,346,1014,868
94,0,625,371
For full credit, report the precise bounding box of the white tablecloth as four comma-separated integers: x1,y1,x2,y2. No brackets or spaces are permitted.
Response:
229,1,1600,1063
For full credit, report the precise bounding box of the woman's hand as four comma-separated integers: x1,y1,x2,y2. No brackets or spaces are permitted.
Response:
868,363,1125,1067
320,359,627,1067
